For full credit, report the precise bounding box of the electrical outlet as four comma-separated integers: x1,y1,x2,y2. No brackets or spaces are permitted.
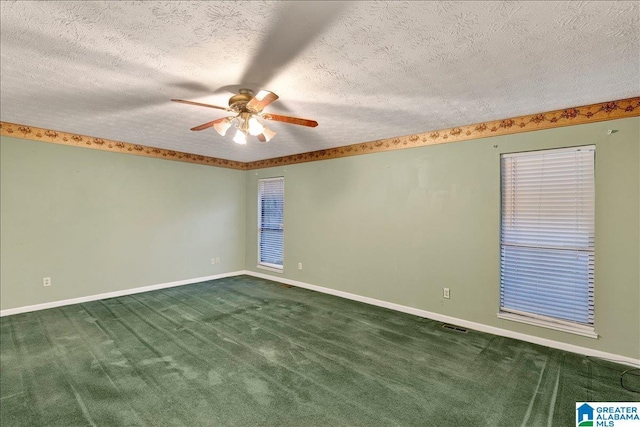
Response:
298,262,302,270
211,258,216,264
443,288,450,299
43,277,51,287
216,257,220,264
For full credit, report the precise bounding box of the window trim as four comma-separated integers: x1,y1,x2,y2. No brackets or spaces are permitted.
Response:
498,145,597,338
497,312,598,339
257,177,284,272
256,263,284,274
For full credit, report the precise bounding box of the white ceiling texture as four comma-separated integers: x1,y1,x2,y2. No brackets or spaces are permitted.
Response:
1,1,638,163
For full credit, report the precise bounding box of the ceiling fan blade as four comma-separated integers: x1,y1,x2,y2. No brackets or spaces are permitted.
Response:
171,99,229,111
246,90,279,113
262,113,318,127
190,117,231,131
241,2,350,87
168,81,214,93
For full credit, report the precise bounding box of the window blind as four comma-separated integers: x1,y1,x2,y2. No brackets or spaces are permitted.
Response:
258,177,284,269
500,146,595,328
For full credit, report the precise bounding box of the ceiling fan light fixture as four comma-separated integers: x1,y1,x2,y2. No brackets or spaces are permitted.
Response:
238,112,251,133
248,116,265,136
213,117,232,136
233,129,247,145
260,126,276,142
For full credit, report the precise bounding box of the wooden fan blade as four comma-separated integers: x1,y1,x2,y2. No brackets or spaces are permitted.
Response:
246,90,279,113
171,99,229,111
262,113,318,127
190,117,230,131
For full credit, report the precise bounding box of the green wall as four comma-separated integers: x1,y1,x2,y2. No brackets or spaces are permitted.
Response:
2,117,638,359
245,117,640,359
1,136,246,310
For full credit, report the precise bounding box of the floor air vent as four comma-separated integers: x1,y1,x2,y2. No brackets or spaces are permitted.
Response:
442,324,468,333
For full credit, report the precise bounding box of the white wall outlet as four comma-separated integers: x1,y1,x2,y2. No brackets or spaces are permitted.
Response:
211,258,216,264
43,277,51,287
298,262,303,270
443,287,450,299
216,257,220,264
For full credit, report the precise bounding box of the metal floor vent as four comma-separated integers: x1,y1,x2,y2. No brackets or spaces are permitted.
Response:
442,324,468,333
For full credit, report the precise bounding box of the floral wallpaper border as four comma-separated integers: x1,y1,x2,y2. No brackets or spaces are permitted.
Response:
1,96,638,171
245,97,640,169
0,122,246,170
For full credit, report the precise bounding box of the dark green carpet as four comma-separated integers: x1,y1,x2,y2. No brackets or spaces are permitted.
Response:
1,275,637,426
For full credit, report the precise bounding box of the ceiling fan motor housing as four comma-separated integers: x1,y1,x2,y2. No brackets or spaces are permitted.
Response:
228,89,255,112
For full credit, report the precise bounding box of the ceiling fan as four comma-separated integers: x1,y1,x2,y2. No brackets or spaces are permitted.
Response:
172,89,318,144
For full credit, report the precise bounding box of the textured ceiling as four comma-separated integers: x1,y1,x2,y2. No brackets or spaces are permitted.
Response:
1,1,639,163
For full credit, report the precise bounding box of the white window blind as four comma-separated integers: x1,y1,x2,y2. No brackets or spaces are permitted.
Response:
500,146,595,332
258,177,284,270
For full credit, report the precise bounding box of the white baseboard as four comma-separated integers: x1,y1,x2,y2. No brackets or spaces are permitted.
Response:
0,271,245,317
243,270,640,367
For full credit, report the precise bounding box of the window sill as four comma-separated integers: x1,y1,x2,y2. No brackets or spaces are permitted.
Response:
497,312,598,339
256,264,283,274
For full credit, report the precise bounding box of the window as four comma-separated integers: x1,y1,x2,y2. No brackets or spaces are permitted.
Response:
499,146,595,337
258,177,284,271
